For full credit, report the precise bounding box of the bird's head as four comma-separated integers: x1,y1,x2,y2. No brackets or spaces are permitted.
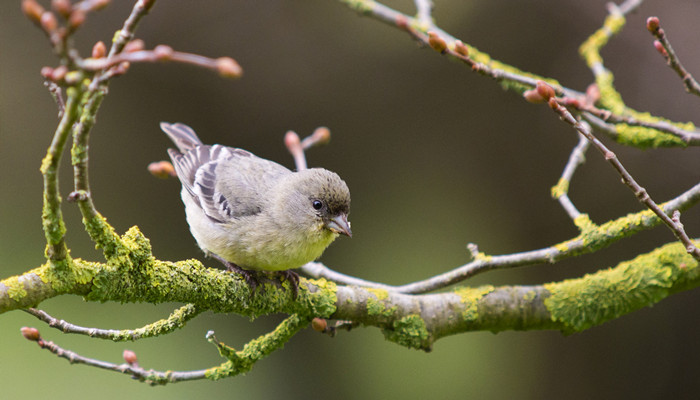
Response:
273,168,351,240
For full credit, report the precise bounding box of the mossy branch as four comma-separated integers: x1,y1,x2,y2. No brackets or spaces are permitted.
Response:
5,235,699,353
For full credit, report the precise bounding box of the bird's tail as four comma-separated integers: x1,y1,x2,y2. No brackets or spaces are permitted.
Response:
160,122,203,153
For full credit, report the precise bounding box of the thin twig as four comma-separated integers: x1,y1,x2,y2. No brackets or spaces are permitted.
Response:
646,16,700,97
79,47,242,80
548,96,700,261
43,80,66,118
577,103,700,145
552,133,590,221
23,305,200,341
21,327,208,384
284,127,332,171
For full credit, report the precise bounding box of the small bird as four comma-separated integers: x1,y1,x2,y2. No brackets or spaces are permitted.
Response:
161,122,351,293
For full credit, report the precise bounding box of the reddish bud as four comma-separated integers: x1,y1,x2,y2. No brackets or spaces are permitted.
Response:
51,0,72,18
138,0,155,11
454,40,469,57
561,98,581,108
311,127,331,145
22,0,45,24
427,31,447,53
653,40,668,57
114,61,130,75
153,45,174,60
547,97,560,110
91,41,106,58
90,0,110,10
68,9,85,30
147,161,176,179
40,12,58,32
124,39,145,53
41,66,54,78
523,89,545,104
284,130,301,150
123,349,138,365
215,57,243,79
51,65,68,81
311,318,327,332
396,15,409,31
21,327,41,342
646,16,660,34
535,80,555,100
585,83,600,103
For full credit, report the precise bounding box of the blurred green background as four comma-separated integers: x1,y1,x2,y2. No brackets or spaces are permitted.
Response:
2,0,700,398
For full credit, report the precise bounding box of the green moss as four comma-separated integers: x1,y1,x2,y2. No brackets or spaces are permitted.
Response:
297,278,338,318
579,24,690,149
573,214,596,233
544,242,699,334
554,242,569,253
363,288,396,318
455,285,495,322
551,178,569,199
6,276,27,301
382,314,431,351
579,13,626,68
340,0,373,14
579,209,655,249
204,314,310,380
366,287,389,300
613,123,687,149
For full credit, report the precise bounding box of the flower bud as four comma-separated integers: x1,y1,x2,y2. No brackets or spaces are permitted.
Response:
40,12,58,32
41,66,54,78
148,161,176,179
653,40,667,57
123,349,138,365
454,40,469,57
523,89,545,104
22,0,45,24
311,318,327,332
51,65,68,81
124,39,145,53
284,130,301,150
51,0,72,18
427,31,447,53
68,9,85,30
139,0,155,11
646,16,660,34
311,127,331,145
153,45,174,60
215,57,243,79
535,80,555,100
92,41,107,59
21,327,41,342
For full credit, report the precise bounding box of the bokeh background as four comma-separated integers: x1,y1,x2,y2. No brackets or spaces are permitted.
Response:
2,0,700,398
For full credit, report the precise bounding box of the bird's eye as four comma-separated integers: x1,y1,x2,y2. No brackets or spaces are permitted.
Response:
312,200,323,210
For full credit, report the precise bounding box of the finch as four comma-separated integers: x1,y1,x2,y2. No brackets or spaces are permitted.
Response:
161,122,351,293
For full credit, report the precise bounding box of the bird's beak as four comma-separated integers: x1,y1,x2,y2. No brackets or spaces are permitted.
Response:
326,213,352,237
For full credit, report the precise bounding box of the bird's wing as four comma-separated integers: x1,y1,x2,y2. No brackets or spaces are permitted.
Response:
169,143,290,223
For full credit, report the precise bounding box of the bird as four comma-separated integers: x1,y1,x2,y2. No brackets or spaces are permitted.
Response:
161,122,351,294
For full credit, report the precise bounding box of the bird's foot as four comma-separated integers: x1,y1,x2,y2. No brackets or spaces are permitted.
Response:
226,263,262,294
276,270,300,299
209,254,263,295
